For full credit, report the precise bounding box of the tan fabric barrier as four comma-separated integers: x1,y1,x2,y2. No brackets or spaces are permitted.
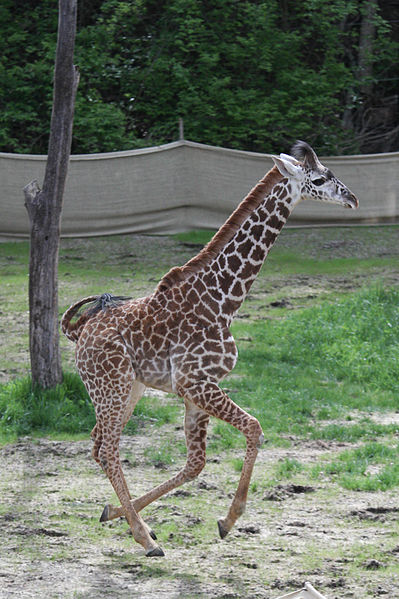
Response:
1,140,398,238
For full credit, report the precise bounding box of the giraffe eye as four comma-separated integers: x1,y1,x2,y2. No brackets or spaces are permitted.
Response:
312,177,326,186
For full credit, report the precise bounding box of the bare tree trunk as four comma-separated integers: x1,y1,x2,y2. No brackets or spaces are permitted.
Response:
24,0,79,388
358,0,377,97
341,0,378,146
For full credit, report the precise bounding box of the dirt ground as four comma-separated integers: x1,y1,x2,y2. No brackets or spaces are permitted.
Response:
1,226,399,598
1,427,399,599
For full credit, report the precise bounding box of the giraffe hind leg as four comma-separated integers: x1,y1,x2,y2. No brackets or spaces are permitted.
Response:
95,426,163,556
96,378,262,541
99,399,210,520
98,380,157,539
78,346,164,556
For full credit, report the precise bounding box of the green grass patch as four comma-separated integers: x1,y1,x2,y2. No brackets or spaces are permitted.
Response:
132,394,181,430
262,251,399,276
0,373,95,439
0,373,181,440
208,420,246,451
311,420,399,443
209,285,399,449
311,442,399,491
275,457,304,479
231,457,244,472
0,240,29,262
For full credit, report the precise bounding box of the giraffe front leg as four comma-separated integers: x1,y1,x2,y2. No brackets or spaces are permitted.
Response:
177,381,264,539
217,430,264,538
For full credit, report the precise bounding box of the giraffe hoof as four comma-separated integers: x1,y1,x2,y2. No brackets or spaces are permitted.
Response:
217,519,229,539
99,504,110,522
146,546,165,557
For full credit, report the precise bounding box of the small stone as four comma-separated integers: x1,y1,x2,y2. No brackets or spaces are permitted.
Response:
364,559,384,570
198,479,218,490
238,524,260,534
375,586,389,595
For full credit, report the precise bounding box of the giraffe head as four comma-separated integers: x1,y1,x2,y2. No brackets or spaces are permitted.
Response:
271,140,359,210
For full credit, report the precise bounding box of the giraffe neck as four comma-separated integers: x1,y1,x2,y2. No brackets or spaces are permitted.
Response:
194,179,294,323
156,166,298,325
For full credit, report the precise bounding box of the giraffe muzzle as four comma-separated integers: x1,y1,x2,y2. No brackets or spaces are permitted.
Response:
343,192,359,209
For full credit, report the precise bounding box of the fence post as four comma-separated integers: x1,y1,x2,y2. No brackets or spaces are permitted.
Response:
179,117,184,141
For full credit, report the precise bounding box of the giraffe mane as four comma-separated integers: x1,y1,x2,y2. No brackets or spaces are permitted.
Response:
157,165,283,291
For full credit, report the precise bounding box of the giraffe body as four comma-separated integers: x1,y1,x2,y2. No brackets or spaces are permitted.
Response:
62,142,358,556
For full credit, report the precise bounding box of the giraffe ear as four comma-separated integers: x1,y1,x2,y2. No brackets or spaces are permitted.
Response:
271,155,302,179
291,141,322,170
279,153,300,165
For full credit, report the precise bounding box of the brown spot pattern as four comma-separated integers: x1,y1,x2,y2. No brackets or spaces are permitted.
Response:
61,145,356,554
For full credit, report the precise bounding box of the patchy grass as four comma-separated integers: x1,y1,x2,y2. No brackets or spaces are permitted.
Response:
208,285,399,451
275,457,304,479
1,227,399,598
311,443,399,491
0,374,181,442
0,373,95,441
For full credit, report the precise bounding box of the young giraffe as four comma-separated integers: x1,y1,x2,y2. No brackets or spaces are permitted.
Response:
62,141,358,556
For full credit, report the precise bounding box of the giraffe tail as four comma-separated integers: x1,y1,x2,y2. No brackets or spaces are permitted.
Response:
61,294,132,342
61,295,101,342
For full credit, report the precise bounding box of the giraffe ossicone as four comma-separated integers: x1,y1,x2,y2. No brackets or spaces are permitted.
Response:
61,141,358,556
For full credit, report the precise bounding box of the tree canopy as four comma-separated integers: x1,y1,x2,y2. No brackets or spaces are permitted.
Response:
1,0,398,155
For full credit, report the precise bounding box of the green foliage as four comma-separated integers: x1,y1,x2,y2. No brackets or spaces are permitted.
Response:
277,285,399,393
0,0,397,154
